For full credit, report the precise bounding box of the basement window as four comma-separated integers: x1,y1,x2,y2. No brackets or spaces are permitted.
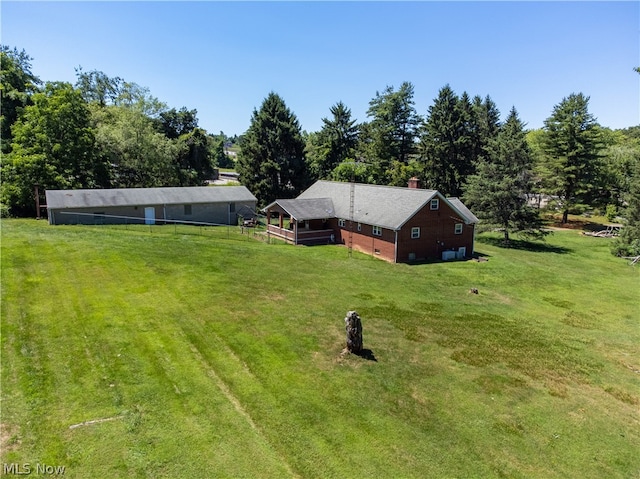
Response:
184,204,192,216
357,223,362,232
372,225,382,236
430,198,439,210
411,227,420,239
455,223,463,234
338,219,346,228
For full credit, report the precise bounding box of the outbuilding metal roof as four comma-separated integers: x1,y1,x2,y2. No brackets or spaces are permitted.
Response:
45,186,257,210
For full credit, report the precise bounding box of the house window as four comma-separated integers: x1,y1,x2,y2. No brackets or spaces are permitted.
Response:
430,198,439,210
372,225,382,236
184,204,192,216
455,223,463,234
338,219,346,227
357,223,362,232
411,227,420,239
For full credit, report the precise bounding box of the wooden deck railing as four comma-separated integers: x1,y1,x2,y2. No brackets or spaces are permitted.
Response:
267,225,334,245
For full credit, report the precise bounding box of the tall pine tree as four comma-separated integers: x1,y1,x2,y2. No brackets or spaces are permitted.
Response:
463,107,546,242
307,101,359,180
539,93,603,223
237,92,308,205
360,82,420,183
612,160,640,257
419,85,464,195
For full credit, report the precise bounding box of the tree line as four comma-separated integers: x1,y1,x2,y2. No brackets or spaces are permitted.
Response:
2,46,638,256
1,47,234,217
237,86,639,255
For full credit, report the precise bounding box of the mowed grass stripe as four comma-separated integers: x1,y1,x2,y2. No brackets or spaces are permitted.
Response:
2,220,639,478
1,222,296,478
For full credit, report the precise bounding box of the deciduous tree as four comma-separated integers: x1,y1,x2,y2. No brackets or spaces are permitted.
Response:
92,105,179,188
176,127,214,185
75,67,123,107
158,107,199,139
2,82,106,215
1,46,41,153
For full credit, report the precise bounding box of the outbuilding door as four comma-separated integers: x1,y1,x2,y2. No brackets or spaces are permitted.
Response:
144,207,156,225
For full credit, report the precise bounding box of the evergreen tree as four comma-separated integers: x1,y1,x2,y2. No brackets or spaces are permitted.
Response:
612,161,640,257
455,92,479,184
307,102,359,180
419,87,501,197
237,92,309,205
361,82,420,183
472,95,501,160
419,85,464,195
463,107,546,242
539,93,603,223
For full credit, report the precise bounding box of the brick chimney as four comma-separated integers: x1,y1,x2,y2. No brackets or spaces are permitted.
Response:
408,177,421,189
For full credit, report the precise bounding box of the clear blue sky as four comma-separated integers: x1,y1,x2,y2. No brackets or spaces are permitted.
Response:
2,1,638,136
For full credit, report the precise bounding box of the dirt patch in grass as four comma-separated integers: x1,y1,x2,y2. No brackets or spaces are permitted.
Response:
0,423,20,455
604,386,639,405
543,214,611,232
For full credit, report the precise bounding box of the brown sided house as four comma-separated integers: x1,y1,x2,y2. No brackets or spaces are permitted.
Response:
263,180,478,263
46,186,257,226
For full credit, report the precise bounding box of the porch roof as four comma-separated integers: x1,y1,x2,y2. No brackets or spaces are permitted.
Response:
263,198,335,221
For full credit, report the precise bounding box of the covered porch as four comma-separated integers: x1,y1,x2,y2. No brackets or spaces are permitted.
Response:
263,198,336,246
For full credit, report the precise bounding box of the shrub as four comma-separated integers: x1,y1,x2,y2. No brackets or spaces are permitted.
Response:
605,204,618,222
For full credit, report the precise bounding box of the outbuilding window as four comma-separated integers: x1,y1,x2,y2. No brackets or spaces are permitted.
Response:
455,223,463,234
411,227,420,239
184,204,192,216
430,198,439,210
373,225,382,236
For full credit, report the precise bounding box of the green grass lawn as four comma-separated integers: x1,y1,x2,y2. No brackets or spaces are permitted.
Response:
1,220,638,478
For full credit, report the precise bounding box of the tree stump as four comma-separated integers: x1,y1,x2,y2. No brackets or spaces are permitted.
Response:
344,311,363,354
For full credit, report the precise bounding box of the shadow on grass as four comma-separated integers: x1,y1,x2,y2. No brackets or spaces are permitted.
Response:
476,236,572,254
407,252,492,266
356,349,378,362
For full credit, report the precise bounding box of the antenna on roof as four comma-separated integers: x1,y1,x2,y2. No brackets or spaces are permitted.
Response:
348,180,354,258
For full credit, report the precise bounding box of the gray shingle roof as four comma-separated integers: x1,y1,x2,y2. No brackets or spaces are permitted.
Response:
263,198,335,220
45,186,257,209
296,181,436,230
447,197,479,224
295,181,477,229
